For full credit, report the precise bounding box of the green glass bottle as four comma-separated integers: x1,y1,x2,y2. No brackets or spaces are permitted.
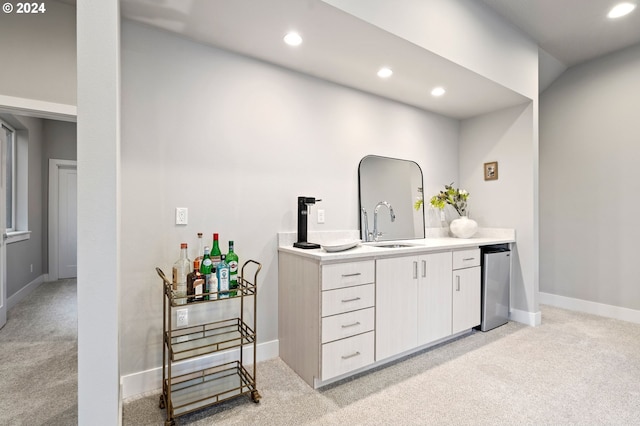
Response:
227,241,239,297
211,233,222,264
200,246,213,300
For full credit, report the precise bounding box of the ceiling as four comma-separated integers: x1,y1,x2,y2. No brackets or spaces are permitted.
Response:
58,0,640,116
478,0,640,68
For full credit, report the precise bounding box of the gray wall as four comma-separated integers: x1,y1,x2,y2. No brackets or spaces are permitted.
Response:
0,1,76,105
3,117,76,299
42,119,77,275
5,116,44,298
540,42,640,310
459,103,536,315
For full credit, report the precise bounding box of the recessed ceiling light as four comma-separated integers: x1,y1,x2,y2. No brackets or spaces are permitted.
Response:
377,67,393,78
283,32,303,46
431,87,446,97
608,2,636,18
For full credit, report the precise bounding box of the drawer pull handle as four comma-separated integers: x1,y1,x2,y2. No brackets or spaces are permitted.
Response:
341,273,362,277
422,260,426,278
456,275,460,291
341,297,361,303
463,257,475,261
341,351,361,360
341,321,361,329
413,261,418,279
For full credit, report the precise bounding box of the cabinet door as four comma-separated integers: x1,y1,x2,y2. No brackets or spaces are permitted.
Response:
417,252,452,345
376,256,418,361
452,266,481,334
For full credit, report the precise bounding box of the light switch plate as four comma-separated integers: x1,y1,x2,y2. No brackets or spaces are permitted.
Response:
176,207,188,225
317,209,325,224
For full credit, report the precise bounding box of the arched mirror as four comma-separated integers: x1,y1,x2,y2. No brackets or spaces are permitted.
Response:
358,155,424,242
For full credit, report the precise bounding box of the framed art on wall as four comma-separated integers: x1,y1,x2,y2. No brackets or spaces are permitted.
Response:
484,161,498,180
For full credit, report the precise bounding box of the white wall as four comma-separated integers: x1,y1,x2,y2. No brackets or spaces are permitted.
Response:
322,0,538,99
540,43,640,312
77,1,121,423
120,20,459,377
459,103,536,315
326,0,540,321
0,0,76,106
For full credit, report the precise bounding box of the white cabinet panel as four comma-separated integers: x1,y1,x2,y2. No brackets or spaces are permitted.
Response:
321,331,374,381
322,284,375,317
376,256,418,361
322,307,375,344
452,248,480,270
321,260,375,290
417,252,453,345
452,266,481,334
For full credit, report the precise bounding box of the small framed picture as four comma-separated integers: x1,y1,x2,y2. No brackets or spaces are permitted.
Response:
484,161,498,181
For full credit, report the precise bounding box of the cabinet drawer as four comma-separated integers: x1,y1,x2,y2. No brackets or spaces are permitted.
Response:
453,248,480,269
321,331,374,381
322,260,375,291
322,284,375,317
322,307,375,344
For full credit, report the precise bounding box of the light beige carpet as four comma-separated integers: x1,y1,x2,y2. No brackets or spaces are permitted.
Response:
123,306,640,425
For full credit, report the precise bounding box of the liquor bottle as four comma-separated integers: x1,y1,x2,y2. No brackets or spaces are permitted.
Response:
187,258,204,302
217,255,230,299
195,232,204,265
227,241,239,297
200,246,214,300
211,233,222,264
172,243,190,305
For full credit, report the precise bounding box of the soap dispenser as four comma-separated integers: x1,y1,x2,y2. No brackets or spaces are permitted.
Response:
294,196,322,249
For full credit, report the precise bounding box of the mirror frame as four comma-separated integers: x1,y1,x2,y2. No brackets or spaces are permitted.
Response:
358,155,425,242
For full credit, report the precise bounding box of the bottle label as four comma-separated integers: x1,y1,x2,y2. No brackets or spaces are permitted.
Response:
218,268,229,298
228,261,238,274
194,277,204,299
172,267,178,290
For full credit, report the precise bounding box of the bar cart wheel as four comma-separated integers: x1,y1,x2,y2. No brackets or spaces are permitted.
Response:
250,390,261,403
164,420,175,426
159,395,166,409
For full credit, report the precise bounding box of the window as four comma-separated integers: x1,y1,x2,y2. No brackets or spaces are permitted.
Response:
2,121,16,231
1,117,29,243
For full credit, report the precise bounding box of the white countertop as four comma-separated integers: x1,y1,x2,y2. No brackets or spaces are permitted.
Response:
278,229,515,263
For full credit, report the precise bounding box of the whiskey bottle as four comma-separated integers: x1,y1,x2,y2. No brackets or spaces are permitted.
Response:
186,258,204,302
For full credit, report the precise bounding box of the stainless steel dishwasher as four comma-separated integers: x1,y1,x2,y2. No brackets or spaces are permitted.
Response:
479,244,510,331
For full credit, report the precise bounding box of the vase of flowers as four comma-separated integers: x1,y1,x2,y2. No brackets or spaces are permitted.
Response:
430,183,478,238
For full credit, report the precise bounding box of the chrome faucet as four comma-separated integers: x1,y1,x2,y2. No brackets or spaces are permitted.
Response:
361,207,371,242
373,201,395,242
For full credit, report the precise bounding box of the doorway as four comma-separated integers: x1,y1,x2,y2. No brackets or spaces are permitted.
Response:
49,159,78,281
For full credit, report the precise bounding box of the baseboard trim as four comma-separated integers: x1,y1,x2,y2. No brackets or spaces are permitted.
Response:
7,274,45,310
121,339,279,400
509,307,541,326
539,292,640,324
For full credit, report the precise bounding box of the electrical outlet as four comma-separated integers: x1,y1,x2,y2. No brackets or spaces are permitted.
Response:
176,207,188,225
176,309,188,327
317,209,325,224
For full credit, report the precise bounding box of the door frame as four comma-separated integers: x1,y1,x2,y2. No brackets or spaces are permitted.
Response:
48,159,77,281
